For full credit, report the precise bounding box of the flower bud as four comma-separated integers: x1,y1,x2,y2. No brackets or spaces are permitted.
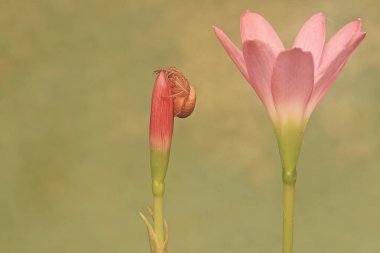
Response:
149,71,173,196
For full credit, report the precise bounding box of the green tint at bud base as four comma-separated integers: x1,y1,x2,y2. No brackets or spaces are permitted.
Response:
275,121,305,184
150,149,169,196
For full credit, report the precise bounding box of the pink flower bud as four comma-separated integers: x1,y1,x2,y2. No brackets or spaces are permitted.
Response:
150,71,174,153
149,70,174,196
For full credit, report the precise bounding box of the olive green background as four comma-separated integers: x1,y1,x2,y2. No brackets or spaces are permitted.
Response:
0,0,379,252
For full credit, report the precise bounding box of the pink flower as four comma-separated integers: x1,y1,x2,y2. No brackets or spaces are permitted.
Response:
213,11,366,127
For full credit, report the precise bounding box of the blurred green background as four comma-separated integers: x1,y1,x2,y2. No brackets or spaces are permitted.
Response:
0,0,379,252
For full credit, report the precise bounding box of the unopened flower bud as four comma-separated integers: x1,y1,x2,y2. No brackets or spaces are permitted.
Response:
149,71,173,196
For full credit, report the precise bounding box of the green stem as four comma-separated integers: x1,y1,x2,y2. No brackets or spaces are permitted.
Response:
154,195,165,246
283,182,295,253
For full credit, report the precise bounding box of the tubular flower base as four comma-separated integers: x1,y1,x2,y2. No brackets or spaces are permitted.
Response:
214,11,365,253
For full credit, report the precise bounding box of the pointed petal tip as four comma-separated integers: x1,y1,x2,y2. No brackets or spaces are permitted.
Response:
212,26,249,81
310,12,325,24
350,18,363,30
240,11,285,53
153,69,166,80
356,18,363,28
240,10,264,21
212,26,226,40
357,19,365,32
242,9,251,16
312,12,325,19
212,26,224,36
293,12,326,67
320,13,326,22
354,31,367,41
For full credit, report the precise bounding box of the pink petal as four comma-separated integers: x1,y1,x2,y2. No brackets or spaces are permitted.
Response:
305,31,366,118
271,48,314,123
243,40,277,118
293,13,326,72
213,26,249,81
240,10,284,54
319,19,362,67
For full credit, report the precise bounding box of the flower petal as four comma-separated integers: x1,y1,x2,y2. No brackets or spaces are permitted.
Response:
271,48,314,124
243,40,277,118
240,10,284,54
319,19,362,67
213,26,249,81
293,13,326,71
305,31,366,118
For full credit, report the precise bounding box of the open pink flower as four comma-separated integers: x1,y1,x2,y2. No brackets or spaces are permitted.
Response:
213,11,366,127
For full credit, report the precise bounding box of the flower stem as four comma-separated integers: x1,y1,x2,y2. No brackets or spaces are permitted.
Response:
154,195,165,247
283,182,295,253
